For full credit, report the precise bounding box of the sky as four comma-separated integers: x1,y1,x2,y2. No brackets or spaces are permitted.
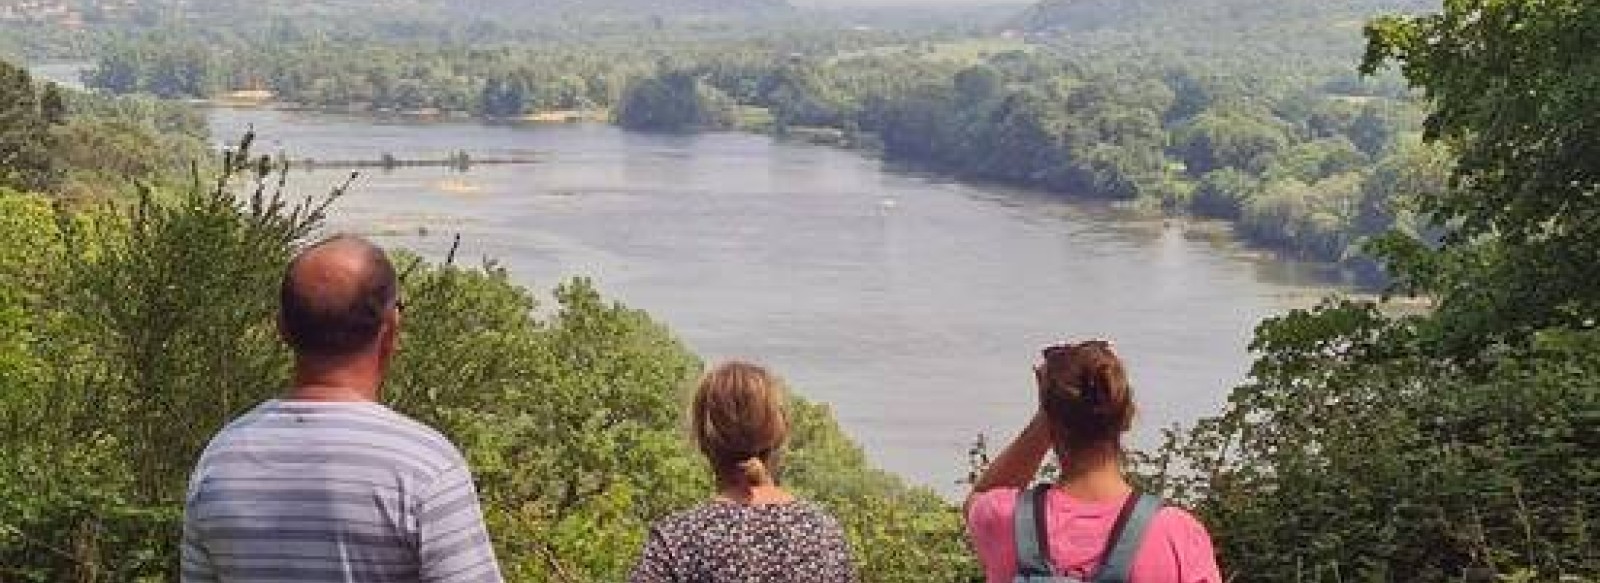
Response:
792,0,1030,6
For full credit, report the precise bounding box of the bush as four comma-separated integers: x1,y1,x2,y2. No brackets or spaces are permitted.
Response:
616,70,738,132
0,135,979,582
1145,302,1600,581
1192,168,1261,220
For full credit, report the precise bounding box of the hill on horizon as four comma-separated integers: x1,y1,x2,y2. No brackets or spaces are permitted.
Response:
1007,0,1438,67
74,0,796,28
444,0,793,18
1012,0,1435,32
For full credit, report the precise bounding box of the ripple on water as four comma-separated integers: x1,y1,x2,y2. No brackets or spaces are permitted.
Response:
207,108,1348,496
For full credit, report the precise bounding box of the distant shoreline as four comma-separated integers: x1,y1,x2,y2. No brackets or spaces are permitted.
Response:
208,91,610,125
196,95,1394,294
32,57,1395,295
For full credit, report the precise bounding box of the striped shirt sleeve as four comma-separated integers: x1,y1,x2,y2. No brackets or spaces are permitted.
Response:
417,463,504,583
180,501,220,583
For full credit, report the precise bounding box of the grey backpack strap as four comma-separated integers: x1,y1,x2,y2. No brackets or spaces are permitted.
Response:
1013,484,1056,577
1092,493,1163,583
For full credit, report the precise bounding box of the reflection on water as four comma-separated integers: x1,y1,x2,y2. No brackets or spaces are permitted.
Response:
207,107,1345,494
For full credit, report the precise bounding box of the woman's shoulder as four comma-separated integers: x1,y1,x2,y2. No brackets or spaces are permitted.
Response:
784,499,848,530
783,498,840,517
965,487,1024,525
650,502,730,533
1138,504,1221,580
963,487,1028,548
1144,504,1219,567
965,488,1211,536
651,499,844,533
1149,505,1212,539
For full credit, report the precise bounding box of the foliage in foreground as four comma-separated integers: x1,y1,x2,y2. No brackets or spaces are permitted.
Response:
1143,303,1598,581
0,136,976,582
1137,1,1600,580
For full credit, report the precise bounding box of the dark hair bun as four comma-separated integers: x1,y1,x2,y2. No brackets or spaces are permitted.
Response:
1038,341,1135,446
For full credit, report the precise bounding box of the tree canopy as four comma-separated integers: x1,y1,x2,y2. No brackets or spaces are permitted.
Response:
1136,2,1600,580
1364,0,1600,350
0,63,61,193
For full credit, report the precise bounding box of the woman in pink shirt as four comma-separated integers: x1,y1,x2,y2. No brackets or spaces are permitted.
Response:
965,341,1222,583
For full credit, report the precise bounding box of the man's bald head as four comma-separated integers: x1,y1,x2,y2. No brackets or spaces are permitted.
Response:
279,235,398,359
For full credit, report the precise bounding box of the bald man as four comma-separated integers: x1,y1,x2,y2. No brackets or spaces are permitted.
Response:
180,235,503,583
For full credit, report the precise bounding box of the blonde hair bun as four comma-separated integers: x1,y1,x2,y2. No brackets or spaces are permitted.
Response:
692,361,789,487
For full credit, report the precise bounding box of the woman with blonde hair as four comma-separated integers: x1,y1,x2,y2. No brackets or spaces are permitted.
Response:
630,361,857,583
967,341,1221,583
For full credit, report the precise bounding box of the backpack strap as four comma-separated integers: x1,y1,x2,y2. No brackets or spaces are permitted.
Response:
1092,493,1163,583
1012,483,1056,577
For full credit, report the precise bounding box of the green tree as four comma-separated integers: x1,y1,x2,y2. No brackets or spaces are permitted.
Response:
1191,167,1262,219
1364,0,1600,349
1174,108,1291,175
39,83,66,126
1347,103,1395,158
953,64,1002,105
764,65,851,128
616,70,737,132
1142,2,1600,580
0,61,58,192
873,84,958,163
965,88,1070,186
1265,137,1368,184
1149,303,1599,581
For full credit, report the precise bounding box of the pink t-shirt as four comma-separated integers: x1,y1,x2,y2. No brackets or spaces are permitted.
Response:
966,488,1221,583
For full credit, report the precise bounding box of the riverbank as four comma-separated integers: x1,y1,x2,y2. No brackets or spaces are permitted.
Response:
686,103,1394,289
205,105,1357,492
210,93,611,125
212,93,1389,289
33,55,1399,288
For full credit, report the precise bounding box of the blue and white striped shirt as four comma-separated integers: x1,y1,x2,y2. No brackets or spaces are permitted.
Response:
181,399,503,583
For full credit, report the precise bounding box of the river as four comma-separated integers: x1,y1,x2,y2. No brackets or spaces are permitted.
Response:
206,106,1349,494
34,59,1345,494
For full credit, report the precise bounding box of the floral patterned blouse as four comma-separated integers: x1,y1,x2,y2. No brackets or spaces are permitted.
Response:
629,499,858,583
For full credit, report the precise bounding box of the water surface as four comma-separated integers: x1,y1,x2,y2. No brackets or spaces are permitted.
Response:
199,107,1338,493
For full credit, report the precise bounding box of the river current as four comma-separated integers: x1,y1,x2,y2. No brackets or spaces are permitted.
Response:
206,106,1345,494
29,59,1343,494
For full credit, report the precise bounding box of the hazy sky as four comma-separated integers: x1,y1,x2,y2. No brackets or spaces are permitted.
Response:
792,0,1030,7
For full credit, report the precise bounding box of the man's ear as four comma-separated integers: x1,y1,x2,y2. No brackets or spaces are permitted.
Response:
380,306,401,352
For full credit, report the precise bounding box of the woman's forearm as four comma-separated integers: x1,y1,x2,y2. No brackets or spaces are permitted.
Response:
971,412,1053,493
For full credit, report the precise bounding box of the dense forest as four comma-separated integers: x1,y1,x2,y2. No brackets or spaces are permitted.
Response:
78,28,1433,274
1150,3,1600,577
0,0,987,59
1014,0,1434,42
3,0,1598,581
